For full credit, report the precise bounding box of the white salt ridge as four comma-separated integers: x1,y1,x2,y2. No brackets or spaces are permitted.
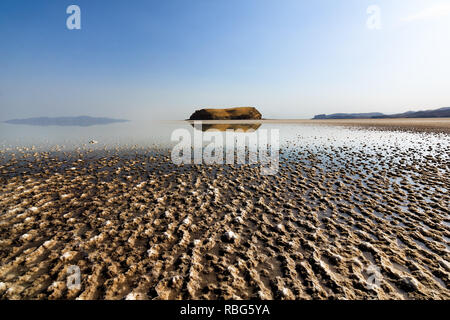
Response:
8,208,22,214
49,281,63,291
164,231,172,239
147,247,157,257
7,287,17,295
125,292,138,300
20,233,32,241
171,275,182,286
234,216,244,224
89,234,105,243
43,240,55,248
258,290,268,299
224,231,237,241
439,260,450,272
227,266,238,276
60,251,77,261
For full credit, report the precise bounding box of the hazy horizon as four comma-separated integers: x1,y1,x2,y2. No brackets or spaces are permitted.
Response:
1,0,450,121
2,105,450,122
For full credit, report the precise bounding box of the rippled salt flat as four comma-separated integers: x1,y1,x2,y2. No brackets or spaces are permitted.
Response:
0,121,449,300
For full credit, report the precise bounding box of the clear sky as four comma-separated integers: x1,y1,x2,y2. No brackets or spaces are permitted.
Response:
1,0,449,120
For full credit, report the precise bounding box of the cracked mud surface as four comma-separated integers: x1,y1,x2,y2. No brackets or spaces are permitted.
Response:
0,127,449,300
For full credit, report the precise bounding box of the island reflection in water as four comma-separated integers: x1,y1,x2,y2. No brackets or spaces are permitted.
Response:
190,122,261,132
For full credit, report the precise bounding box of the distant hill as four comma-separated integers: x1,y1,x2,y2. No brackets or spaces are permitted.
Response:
313,112,384,120
313,107,450,120
4,116,129,127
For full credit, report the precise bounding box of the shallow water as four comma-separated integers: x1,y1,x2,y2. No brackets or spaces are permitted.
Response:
1,120,449,153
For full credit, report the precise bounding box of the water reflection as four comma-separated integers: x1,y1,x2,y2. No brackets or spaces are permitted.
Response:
190,122,261,132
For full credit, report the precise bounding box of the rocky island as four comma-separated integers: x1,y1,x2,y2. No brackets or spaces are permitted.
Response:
189,107,262,120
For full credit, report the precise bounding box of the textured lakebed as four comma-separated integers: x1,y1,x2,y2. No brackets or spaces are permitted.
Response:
0,126,449,300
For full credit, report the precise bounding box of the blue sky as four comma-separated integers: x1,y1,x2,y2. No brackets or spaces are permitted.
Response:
1,0,449,120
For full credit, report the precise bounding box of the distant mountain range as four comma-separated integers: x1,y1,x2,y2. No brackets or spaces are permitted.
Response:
313,107,450,120
4,116,129,127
